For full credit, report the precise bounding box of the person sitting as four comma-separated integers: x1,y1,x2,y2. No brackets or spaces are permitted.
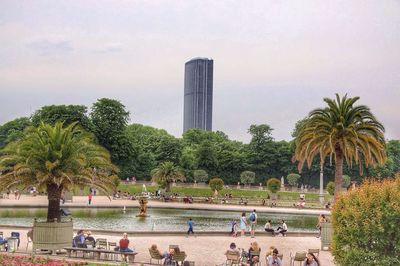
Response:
85,231,96,247
303,252,320,266
276,220,287,236
116,233,134,253
72,230,86,248
225,242,240,255
0,235,8,251
149,244,170,261
264,220,275,236
266,248,282,266
247,241,261,266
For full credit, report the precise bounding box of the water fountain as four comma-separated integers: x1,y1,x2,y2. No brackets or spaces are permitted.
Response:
136,184,149,217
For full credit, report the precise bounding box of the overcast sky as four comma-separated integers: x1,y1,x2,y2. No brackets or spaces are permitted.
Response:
1,0,399,142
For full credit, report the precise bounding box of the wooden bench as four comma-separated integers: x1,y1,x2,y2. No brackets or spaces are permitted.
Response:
64,247,138,262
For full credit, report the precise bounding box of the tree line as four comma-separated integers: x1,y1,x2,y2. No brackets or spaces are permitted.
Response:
1,97,399,186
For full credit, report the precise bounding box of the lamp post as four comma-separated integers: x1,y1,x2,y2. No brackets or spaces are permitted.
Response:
319,162,324,205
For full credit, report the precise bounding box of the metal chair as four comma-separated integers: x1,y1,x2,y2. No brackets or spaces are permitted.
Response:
278,253,283,261
308,248,320,258
290,251,307,266
172,251,187,265
149,248,164,265
108,242,117,260
249,250,261,266
225,250,241,266
11,232,20,248
96,239,108,259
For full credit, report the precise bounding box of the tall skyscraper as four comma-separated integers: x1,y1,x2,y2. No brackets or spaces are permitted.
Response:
183,58,213,133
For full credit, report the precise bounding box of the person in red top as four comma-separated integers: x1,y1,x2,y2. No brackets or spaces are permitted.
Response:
88,193,93,205
118,233,134,253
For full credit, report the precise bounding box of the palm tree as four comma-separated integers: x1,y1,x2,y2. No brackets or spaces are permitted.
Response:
0,122,118,222
151,161,185,192
293,94,386,198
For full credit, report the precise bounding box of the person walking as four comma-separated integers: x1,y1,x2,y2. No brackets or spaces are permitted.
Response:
187,218,195,236
240,212,248,237
316,214,326,238
88,192,93,205
249,209,257,238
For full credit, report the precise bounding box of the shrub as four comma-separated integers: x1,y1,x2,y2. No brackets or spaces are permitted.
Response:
286,173,300,187
240,171,256,185
332,175,400,265
326,181,335,195
209,177,224,192
193,169,208,183
266,178,281,193
342,175,351,188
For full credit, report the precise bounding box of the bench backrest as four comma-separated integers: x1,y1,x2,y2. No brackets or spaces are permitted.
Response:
172,251,187,261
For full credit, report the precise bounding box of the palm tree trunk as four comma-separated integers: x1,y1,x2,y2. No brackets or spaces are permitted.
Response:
334,147,344,200
47,183,63,222
166,182,171,193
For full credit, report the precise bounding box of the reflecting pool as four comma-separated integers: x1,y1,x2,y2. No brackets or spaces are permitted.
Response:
0,208,320,232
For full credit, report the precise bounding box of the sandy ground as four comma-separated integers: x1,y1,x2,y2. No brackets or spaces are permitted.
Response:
0,228,334,266
0,195,334,265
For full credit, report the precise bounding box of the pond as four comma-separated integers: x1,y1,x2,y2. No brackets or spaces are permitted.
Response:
0,208,320,232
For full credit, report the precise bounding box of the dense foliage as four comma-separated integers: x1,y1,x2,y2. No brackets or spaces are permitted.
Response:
332,175,400,265
209,177,224,192
326,181,335,195
266,178,281,193
240,171,256,185
293,94,387,198
1,97,399,186
0,122,117,221
151,161,185,192
286,173,300,187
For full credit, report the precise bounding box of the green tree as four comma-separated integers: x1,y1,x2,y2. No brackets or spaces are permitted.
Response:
0,122,117,222
90,98,134,163
151,161,185,192
293,94,386,198
332,176,400,265
193,169,208,183
266,178,281,193
342,175,351,188
209,177,224,192
31,105,92,131
326,181,335,195
240,171,256,185
286,173,300,187
0,117,32,149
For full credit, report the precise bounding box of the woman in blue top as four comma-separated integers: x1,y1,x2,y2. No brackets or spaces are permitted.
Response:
240,212,248,237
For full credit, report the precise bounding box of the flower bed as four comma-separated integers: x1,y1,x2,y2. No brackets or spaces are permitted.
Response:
0,254,88,266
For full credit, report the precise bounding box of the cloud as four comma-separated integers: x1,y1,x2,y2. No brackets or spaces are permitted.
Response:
94,42,123,54
26,39,73,56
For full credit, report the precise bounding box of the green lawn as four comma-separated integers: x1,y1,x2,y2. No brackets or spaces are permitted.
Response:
117,183,331,202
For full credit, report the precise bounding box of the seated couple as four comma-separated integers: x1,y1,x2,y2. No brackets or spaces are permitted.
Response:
149,245,183,265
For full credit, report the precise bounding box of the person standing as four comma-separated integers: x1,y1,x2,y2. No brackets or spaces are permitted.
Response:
187,218,194,236
240,212,248,237
88,192,93,205
316,214,326,238
249,209,257,238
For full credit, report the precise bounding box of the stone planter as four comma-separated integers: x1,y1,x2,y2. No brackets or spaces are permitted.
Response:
32,218,73,254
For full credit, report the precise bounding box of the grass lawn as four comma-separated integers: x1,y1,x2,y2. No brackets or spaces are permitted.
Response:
117,183,332,202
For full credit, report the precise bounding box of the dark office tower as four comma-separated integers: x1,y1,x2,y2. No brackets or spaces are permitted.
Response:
183,58,213,132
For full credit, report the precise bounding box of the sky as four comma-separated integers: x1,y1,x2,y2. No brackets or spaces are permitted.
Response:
0,0,399,143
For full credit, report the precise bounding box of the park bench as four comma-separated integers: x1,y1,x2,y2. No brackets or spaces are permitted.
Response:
64,247,138,262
